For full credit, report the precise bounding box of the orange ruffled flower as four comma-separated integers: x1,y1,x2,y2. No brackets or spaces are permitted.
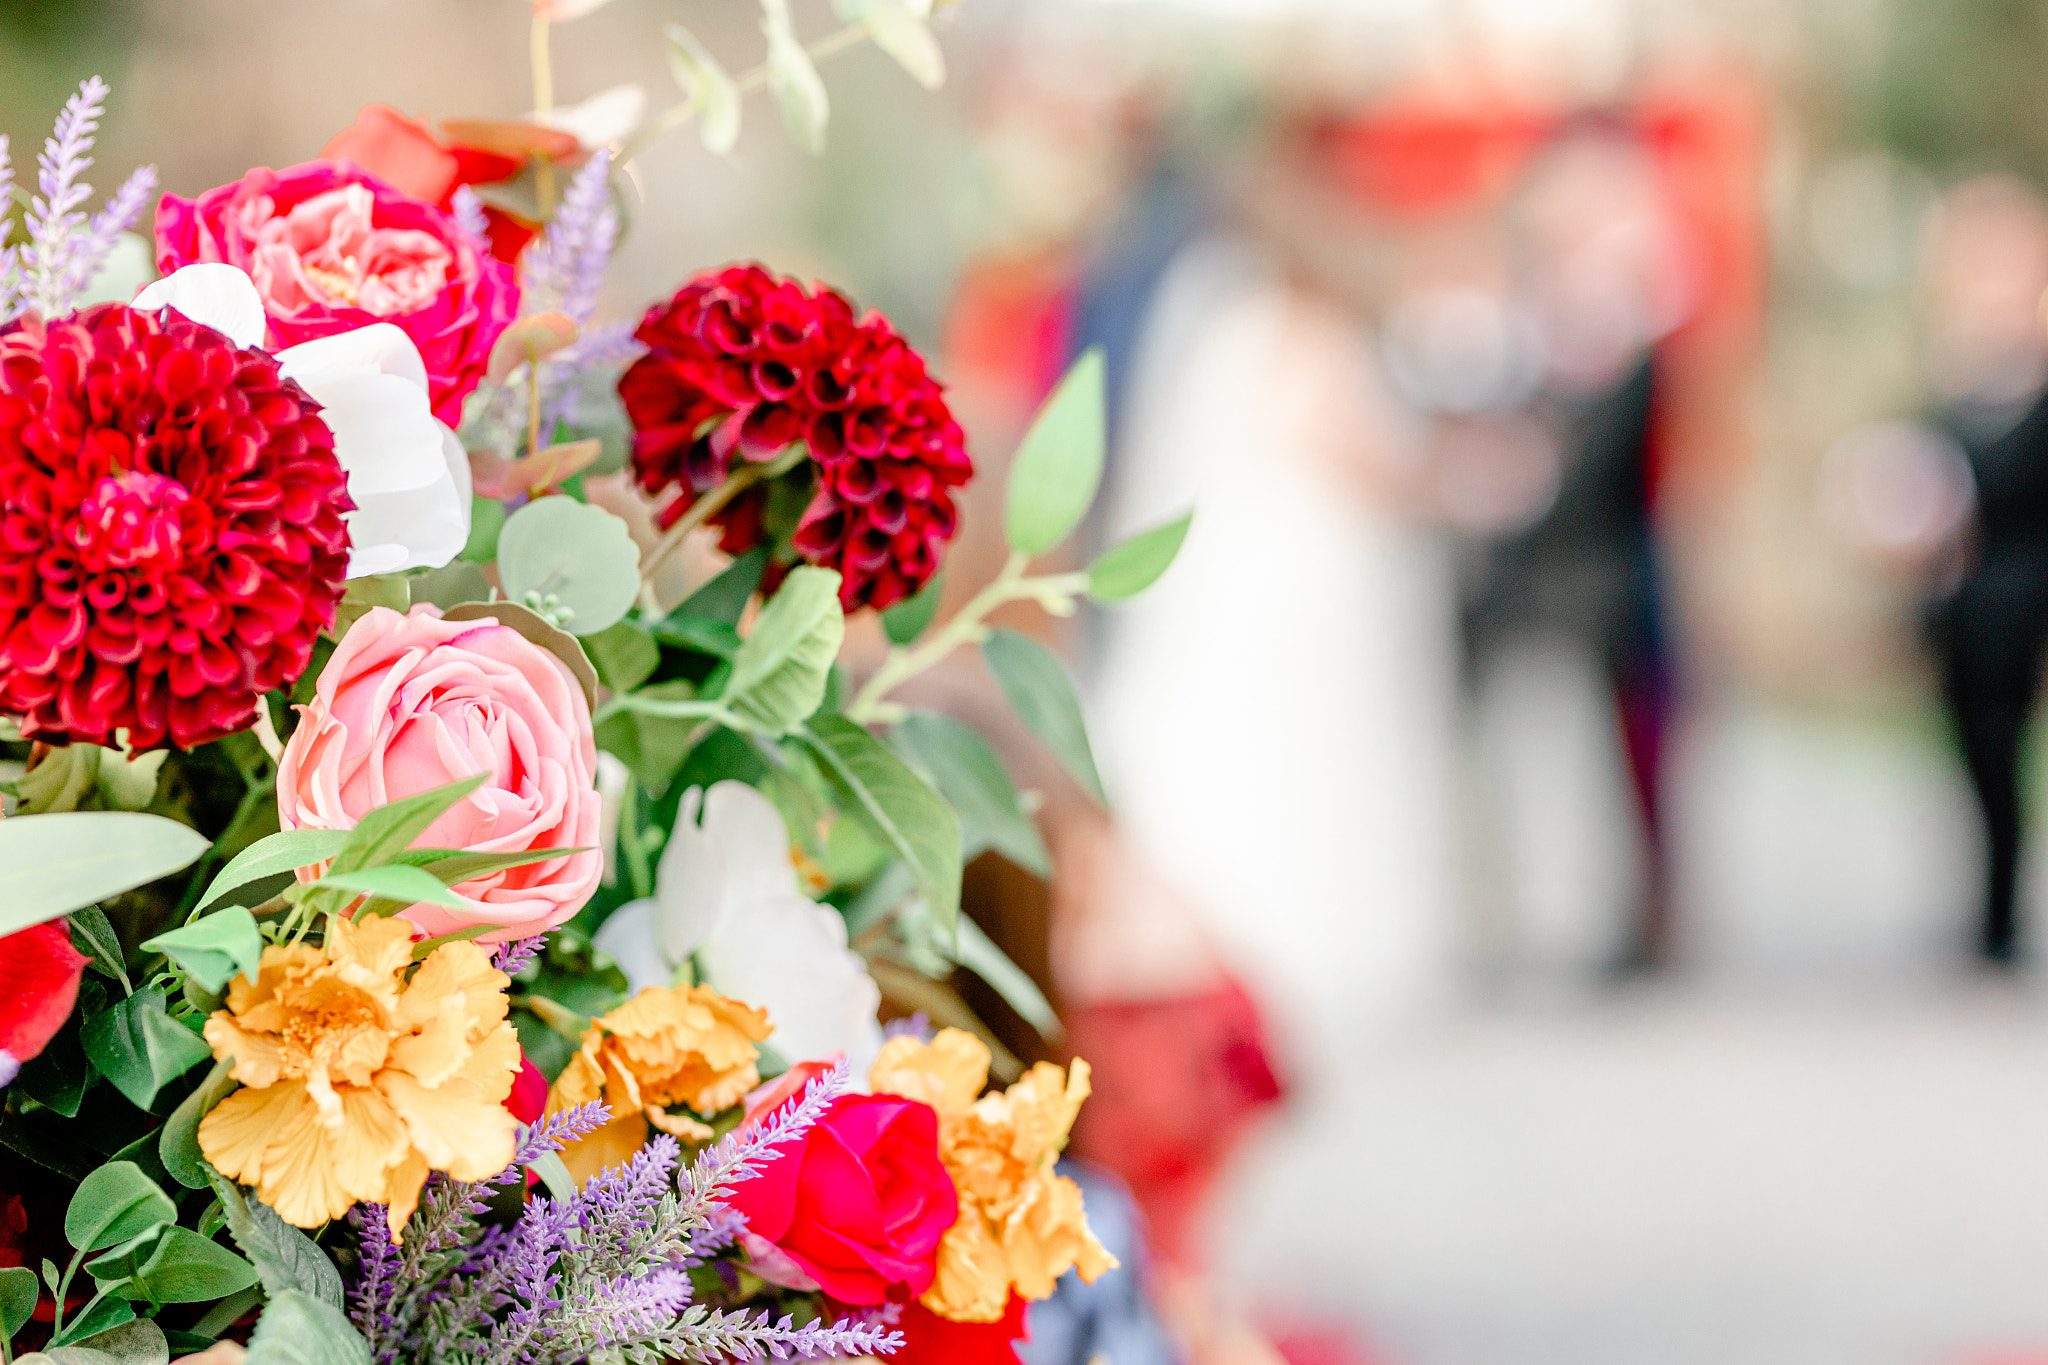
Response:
546,983,771,1182
869,1029,1119,1323
197,917,521,1240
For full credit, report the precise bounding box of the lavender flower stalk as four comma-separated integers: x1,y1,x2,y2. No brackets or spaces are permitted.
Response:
3,77,160,321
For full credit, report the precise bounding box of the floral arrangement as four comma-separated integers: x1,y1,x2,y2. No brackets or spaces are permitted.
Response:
0,6,1192,1365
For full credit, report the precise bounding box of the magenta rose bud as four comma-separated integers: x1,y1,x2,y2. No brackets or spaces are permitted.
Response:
727,1091,958,1305
277,605,602,942
154,161,519,425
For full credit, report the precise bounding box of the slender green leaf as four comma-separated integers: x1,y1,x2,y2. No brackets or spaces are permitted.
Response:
111,1227,258,1304
67,906,129,992
461,494,506,564
0,815,209,939
1005,349,1105,556
761,0,829,153
955,915,1062,1038
329,775,488,876
242,1290,372,1365
142,908,262,995
799,715,960,932
880,570,945,645
1088,510,1192,602
40,1298,138,1354
665,22,742,156
314,867,468,913
1,1264,40,1339
861,3,945,88
981,628,1106,802
194,828,351,913
529,1152,576,1202
891,711,1051,876
391,846,590,887
721,567,844,733
63,1163,175,1256
650,616,742,659
80,990,212,1110
160,1061,235,1190
16,1014,90,1117
206,1171,345,1310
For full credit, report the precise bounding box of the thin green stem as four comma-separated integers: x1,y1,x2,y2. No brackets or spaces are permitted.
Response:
531,14,558,216
845,554,1089,724
636,445,808,613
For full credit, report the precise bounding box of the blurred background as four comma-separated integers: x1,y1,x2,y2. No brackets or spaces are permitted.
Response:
17,0,2048,1360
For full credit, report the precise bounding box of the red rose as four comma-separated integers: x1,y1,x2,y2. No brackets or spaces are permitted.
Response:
505,1053,550,1124
892,1295,1030,1365
0,921,88,1086
726,1091,957,1304
154,161,520,426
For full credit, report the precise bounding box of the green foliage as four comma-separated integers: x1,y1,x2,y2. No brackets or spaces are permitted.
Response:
328,775,488,877
496,496,642,636
665,23,742,155
980,628,1106,802
0,813,209,939
460,494,506,564
37,1314,158,1362
582,619,660,692
312,866,470,916
80,989,211,1111
207,1172,345,1310
159,1061,235,1190
1088,511,1192,602
67,907,130,993
142,908,261,995
0,1264,37,1339
63,1164,175,1257
1005,349,1106,557
761,0,829,153
721,567,845,734
92,1226,257,1304
798,715,960,933
242,1289,372,1365
954,915,1061,1039
193,828,350,914
891,712,1050,876
880,570,945,645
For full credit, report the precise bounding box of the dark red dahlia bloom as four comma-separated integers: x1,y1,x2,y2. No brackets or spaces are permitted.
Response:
619,264,973,612
0,304,353,750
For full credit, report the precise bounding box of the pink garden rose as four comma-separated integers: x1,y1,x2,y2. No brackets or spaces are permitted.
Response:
277,605,602,941
155,161,519,425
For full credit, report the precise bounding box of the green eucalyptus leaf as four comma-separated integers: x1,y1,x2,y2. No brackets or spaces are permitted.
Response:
1005,349,1105,557
1,1263,40,1339
63,1163,176,1256
141,907,262,995
496,497,642,637
80,991,211,1111
1088,510,1192,602
45,1319,164,1365
39,1299,137,1355
194,828,351,913
891,711,1051,876
880,570,945,645
761,0,830,153
861,2,945,88
665,23,743,156
118,1227,258,1304
0,814,209,939
721,567,844,733
981,628,1106,803
160,1061,235,1191
206,1172,345,1310
243,1289,373,1365
798,715,960,933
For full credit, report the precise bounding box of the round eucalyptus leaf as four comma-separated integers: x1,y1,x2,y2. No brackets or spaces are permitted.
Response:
495,496,642,637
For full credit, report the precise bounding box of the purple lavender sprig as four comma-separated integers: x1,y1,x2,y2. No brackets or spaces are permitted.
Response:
494,932,549,978
6,77,159,321
523,150,615,326
451,185,490,245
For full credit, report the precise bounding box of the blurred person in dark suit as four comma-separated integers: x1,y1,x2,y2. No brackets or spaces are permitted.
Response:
1921,176,2048,965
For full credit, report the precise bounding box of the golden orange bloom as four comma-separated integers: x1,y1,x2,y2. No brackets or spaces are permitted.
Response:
197,916,520,1240
545,983,771,1183
869,1028,1118,1323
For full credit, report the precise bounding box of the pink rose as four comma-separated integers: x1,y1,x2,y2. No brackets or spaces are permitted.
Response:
726,1089,957,1304
277,605,601,942
155,161,519,425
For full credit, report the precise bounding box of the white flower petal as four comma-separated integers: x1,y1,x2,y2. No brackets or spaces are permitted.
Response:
700,897,881,1073
654,797,731,963
133,264,266,348
701,781,802,907
593,898,670,997
342,426,471,576
277,322,431,391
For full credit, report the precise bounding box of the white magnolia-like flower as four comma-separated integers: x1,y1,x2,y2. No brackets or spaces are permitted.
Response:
595,781,883,1073
133,264,472,577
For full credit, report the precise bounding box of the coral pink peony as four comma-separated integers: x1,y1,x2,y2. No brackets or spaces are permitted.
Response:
0,303,353,750
0,921,90,1088
277,605,602,942
619,264,973,611
725,1087,957,1304
155,161,519,425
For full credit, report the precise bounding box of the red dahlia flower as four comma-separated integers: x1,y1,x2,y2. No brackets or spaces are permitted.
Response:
891,1295,1030,1365
619,264,973,612
0,921,89,1087
0,304,354,750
